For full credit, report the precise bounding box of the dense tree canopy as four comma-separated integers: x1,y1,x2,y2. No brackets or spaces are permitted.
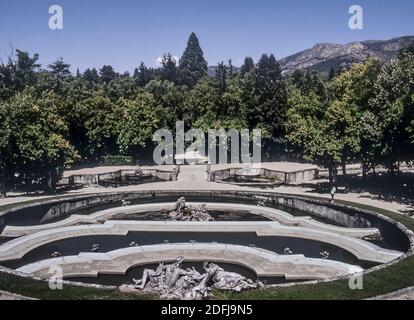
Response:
0,33,413,195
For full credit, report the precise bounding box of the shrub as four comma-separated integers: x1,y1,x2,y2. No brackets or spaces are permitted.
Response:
102,155,133,166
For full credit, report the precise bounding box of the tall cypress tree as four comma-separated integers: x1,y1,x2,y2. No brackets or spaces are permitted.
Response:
178,33,208,88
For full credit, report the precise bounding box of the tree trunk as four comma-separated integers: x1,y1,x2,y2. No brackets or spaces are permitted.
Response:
0,165,6,198
341,160,347,179
362,163,367,180
47,168,56,193
328,166,337,185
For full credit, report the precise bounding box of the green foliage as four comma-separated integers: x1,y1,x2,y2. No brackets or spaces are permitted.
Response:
178,33,208,88
116,94,158,154
47,57,71,80
0,89,78,190
160,53,179,84
240,57,255,77
83,68,100,83
102,155,133,166
369,51,414,168
0,37,413,193
99,65,118,84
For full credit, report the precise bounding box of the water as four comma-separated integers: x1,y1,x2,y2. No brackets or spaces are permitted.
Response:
2,231,370,269
112,209,271,222
98,175,163,187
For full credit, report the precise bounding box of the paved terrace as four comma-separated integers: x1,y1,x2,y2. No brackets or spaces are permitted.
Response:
1,202,381,239
0,221,402,264
17,243,364,280
1,163,411,215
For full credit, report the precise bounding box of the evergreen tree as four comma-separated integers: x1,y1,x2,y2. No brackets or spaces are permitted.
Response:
160,53,179,84
328,67,336,81
0,49,41,98
134,62,153,87
48,57,71,80
250,54,288,137
83,68,100,83
178,33,208,88
215,61,228,94
240,57,255,76
228,59,235,78
99,65,118,84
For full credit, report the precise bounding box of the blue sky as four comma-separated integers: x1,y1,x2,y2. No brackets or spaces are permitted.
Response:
0,0,413,73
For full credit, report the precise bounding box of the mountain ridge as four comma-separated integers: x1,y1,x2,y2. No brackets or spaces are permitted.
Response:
278,35,414,75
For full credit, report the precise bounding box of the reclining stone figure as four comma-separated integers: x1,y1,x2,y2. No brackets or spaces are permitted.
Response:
120,256,262,300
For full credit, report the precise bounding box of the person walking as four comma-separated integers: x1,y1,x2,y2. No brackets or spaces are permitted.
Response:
330,185,337,203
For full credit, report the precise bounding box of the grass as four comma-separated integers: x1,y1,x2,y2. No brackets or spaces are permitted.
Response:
0,271,157,300
0,194,413,300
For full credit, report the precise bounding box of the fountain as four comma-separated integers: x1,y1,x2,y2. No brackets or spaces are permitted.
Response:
168,197,214,222
119,256,262,300
0,190,411,300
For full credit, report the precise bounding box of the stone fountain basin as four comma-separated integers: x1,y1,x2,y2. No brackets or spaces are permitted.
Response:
0,203,381,240
16,243,364,280
0,221,402,264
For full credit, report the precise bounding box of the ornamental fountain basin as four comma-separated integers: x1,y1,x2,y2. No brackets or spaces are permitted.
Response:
0,190,412,295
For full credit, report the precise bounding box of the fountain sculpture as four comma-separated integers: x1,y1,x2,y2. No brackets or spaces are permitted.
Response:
119,257,262,300
168,197,214,221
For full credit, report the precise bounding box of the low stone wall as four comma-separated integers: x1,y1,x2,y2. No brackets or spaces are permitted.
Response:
60,169,177,187
209,167,317,185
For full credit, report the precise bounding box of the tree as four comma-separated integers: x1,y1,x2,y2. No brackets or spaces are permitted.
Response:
0,89,78,192
228,59,235,78
99,65,118,84
83,68,100,83
178,33,208,88
116,94,158,155
248,54,288,139
287,90,360,184
215,61,228,94
329,58,381,176
160,53,179,84
370,51,414,172
328,67,336,81
134,62,154,87
0,104,12,197
240,57,255,77
359,111,382,178
291,70,327,98
0,49,41,99
77,95,119,158
48,57,71,80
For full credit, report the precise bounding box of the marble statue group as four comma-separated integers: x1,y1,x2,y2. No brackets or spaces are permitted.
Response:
168,197,214,222
119,256,262,300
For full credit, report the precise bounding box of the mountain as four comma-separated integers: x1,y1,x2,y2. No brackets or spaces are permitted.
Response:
207,65,240,77
279,36,414,76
